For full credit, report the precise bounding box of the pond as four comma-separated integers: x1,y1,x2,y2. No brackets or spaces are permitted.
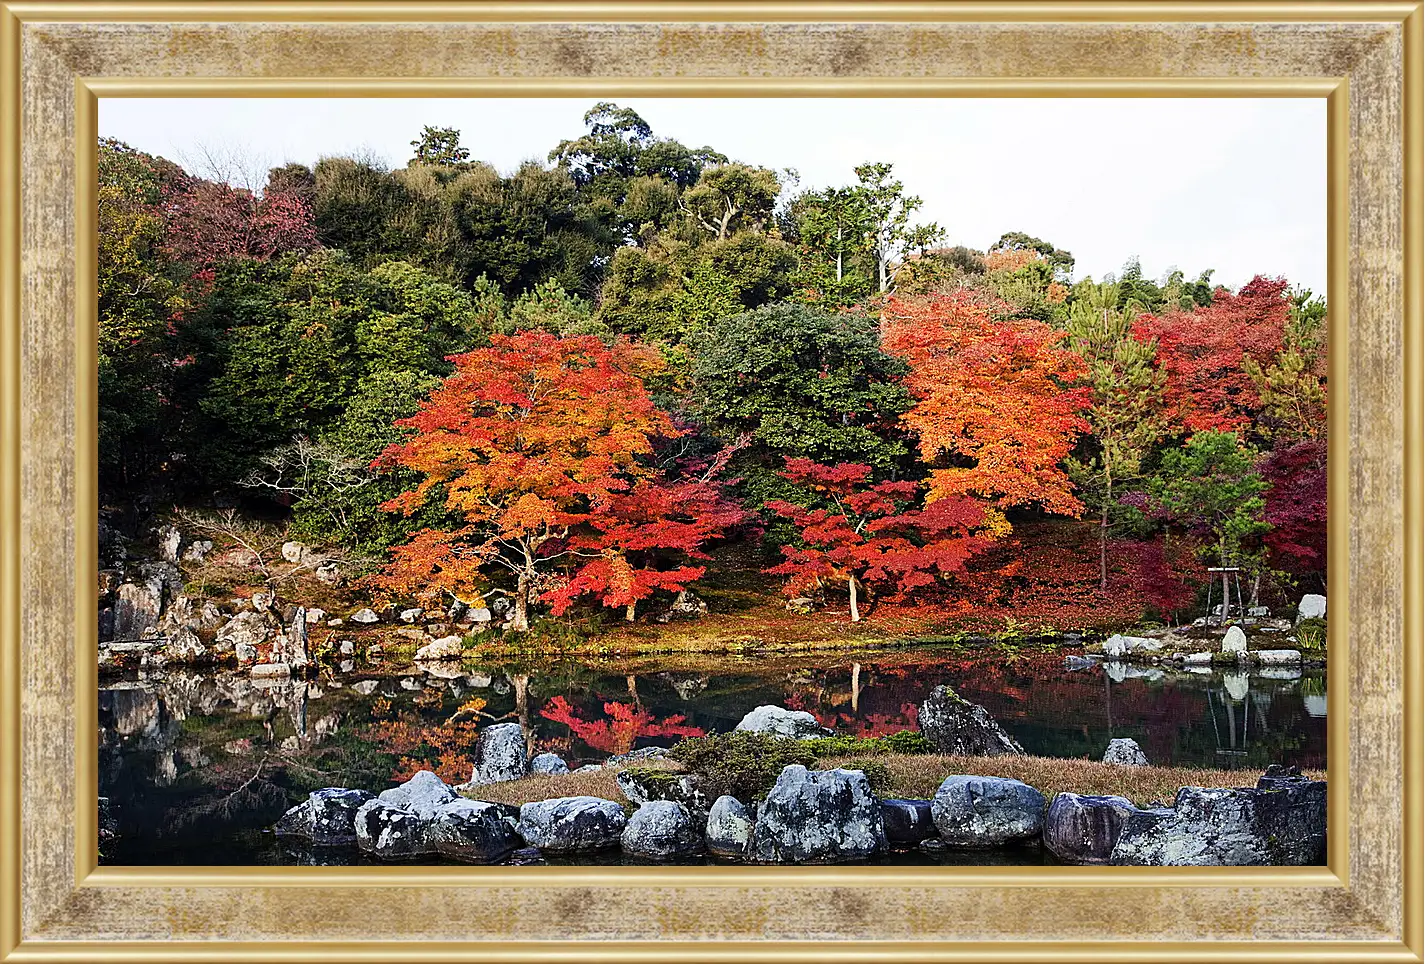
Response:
98,646,1326,866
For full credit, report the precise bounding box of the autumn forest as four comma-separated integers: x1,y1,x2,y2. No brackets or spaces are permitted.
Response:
100,103,1326,642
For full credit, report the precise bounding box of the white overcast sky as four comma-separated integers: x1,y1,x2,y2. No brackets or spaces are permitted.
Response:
100,97,1326,294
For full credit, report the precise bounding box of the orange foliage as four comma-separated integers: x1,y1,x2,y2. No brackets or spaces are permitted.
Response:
373,331,681,624
360,718,482,785
881,293,1090,525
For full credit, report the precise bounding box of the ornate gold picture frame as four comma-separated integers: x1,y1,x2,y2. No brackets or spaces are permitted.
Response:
1,1,1419,959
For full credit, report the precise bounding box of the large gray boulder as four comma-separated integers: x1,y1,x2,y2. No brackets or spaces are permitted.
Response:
1043,793,1139,865
216,611,273,662
734,705,830,740
931,775,1045,847
615,767,707,815
1102,737,1149,766
917,686,1025,756
113,582,163,640
468,722,528,785
621,801,703,859
274,787,374,846
705,795,753,859
748,765,887,864
1111,773,1327,866
517,797,627,853
880,798,937,848
427,798,521,863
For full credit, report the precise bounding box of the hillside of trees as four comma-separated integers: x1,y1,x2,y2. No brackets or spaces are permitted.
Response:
98,102,1328,637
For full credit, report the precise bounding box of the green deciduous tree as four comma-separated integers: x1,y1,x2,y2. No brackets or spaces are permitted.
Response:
691,303,912,477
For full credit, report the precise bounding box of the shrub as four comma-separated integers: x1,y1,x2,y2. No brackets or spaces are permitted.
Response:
1295,617,1326,651
668,731,815,801
804,730,936,758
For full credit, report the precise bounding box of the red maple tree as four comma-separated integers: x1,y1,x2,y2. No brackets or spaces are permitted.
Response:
763,458,989,621
880,293,1091,530
545,478,747,621
161,174,317,268
374,332,684,630
1130,276,1290,434
1260,439,1328,578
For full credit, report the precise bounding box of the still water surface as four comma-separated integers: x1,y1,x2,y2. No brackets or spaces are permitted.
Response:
99,646,1325,865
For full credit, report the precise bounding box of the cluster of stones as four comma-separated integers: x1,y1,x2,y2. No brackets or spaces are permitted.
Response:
1070,594,1326,676
273,688,1326,867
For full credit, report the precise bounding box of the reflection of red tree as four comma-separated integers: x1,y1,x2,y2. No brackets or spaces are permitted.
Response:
540,696,704,755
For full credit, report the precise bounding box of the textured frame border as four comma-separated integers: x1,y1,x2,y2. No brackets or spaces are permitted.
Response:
0,3,1419,960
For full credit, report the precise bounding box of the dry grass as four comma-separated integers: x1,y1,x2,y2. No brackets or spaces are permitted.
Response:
460,758,682,809
821,753,1327,808
456,753,1322,811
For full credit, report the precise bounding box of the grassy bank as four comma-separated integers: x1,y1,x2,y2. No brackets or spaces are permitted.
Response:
462,753,1324,811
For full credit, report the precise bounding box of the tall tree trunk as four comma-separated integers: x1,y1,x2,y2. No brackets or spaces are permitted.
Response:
835,224,843,282
850,662,861,713
1099,474,1113,589
625,600,637,623
848,575,860,623
512,575,530,631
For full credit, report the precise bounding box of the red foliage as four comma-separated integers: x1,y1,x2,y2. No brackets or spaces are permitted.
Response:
545,478,748,617
539,696,704,755
161,175,317,267
881,293,1090,520
1260,440,1328,576
375,332,702,624
763,457,989,617
940,520,1204,632
1130,276,1290,434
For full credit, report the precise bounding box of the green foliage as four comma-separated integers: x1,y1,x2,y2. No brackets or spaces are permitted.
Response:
804,730,936,757
1295,616,1327,651
691,303,911,473
668,731,816,800
1148,430,1271,568
97,138,186,485
409,125,471,167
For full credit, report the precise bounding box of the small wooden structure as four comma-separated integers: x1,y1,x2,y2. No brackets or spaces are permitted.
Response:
1204,566,1245,625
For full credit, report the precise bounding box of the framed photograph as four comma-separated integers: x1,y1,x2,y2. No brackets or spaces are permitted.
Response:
1,1,1419,960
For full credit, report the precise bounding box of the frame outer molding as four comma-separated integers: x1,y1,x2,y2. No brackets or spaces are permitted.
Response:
1,4,1420,960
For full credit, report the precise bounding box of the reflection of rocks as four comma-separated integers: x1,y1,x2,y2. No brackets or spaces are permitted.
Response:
1222,672,1250,701
735,704,829,739
662,673,709,701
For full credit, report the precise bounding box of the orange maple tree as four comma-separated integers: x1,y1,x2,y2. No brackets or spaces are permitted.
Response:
880,293,1091,531
373,331,682,630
